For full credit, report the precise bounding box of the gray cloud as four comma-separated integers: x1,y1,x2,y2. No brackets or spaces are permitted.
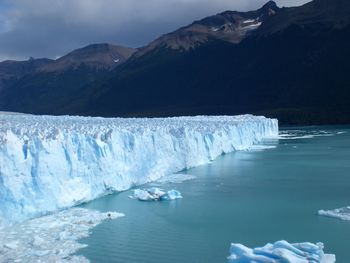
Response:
0,0,310,61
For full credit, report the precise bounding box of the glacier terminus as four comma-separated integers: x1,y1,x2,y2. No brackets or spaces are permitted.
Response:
0,113,278,226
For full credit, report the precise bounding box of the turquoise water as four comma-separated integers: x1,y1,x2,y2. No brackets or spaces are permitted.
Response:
78,127,350,262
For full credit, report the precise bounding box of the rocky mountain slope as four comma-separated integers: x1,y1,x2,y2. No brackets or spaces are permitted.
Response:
0,44,135,112
1,0,350,125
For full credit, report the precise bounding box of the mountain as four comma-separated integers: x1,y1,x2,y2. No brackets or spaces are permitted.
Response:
39,43,135,72
0,58,53,91
136,1,279,56
1,0,350,125
0,44,136,112
257,0,350,35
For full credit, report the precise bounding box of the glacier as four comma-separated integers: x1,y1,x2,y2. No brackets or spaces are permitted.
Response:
0,113,278,225
228,240,336,263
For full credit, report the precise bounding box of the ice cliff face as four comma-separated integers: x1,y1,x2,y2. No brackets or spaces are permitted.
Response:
0,114,278,225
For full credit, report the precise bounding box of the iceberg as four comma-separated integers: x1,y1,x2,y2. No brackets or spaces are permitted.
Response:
0,113,278,225
228,240,336,263
0,208,124,263
318,207,350,221
161,189,183,200
130,187,182,201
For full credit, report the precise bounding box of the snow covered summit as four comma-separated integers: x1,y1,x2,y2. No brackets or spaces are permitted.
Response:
0,114,278,225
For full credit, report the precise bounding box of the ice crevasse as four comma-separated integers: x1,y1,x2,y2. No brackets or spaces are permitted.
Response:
0,114,278,225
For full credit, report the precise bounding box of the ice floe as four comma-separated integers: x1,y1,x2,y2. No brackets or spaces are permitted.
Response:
155,173,197,184
318,207,350,221
130,187,183,201
246,145,277,151
228,240,336,263
0,208,124,263
278,130,345,140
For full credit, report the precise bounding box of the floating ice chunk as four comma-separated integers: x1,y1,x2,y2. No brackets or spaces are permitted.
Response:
228,240,335,263
131,189,156,201
0,208,124,263
336,131,346,135
131,188,182,201
132,187,167,201
147,187,166,197
156,174,197,184
278,130,339,140
318,207,350,221
160,189,183,200
247,145,277,151
323,254,337,263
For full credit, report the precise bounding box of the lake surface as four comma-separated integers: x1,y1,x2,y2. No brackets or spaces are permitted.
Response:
78,126,350,263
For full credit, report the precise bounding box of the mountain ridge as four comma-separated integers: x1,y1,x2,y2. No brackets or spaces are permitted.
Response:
38,43,136,72
134,1,280,57
1,0,350,125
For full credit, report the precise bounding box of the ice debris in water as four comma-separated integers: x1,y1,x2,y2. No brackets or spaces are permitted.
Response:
0,208,124,263
318,207,350,221
278,129,342,140
131,187,182,201
228,240,336,263
0,113,278,225
246,145,277,151
156,173,197,184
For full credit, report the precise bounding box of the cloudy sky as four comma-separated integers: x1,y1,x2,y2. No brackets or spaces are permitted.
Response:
0,0,310,61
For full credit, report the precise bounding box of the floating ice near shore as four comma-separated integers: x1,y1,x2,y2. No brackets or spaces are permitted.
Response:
247,145,277,151
0,208,124,263
156,173,197,184
0,113,277,225
131,187,182,201
228,240,336,263
318,207,350,221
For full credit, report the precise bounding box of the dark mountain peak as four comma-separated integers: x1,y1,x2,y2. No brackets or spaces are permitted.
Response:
38,43,136,72
261,1,277,9
135,1,280,57
257,0,350,35
259,1,279,16
0,57,54,91
0,57,54,76
0,43,135,95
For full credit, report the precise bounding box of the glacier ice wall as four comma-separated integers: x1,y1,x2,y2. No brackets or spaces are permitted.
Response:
0,114,278,225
